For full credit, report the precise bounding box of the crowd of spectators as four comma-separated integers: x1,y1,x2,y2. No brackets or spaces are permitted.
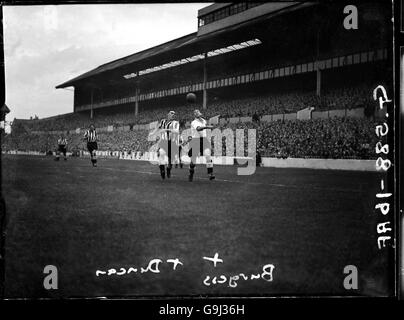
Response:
2,132,57,153
255,117,376,159
3,116,377,160
3,82,378,160
208,117,376,159
305,86,373,111
97,130,152,153
13,84,373,133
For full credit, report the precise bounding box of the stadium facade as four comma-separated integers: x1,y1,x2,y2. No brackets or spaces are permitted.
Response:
56,2,392,120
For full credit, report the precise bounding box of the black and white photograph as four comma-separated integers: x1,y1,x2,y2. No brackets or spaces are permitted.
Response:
0,1,397,301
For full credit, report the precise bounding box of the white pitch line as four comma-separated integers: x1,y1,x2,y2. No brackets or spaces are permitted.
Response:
97,165,361,193
27,157,363,193
99,165,262,184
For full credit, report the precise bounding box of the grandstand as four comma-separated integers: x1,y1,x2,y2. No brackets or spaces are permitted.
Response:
4,2,392,160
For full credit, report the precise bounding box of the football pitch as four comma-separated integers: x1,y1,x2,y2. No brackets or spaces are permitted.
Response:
2,155,391,297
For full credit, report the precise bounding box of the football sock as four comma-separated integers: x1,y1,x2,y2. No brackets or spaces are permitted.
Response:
189,164,195,182
207,167,215,180
159,165,166,179
167,165,172,178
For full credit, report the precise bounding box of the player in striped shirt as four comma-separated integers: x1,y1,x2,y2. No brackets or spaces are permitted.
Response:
148,111,180,179
83,124,98,167
55,134,68,161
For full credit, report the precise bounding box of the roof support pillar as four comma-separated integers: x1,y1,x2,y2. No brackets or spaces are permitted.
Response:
90,87,94,119
203,52,208,110
316,68,321,97
135,89,139,116
135,72,139,116
315,23,321,97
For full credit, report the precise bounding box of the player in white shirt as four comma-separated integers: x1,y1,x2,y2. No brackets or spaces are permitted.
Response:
148,110,180,179
187,109,215,181
175,134,184,169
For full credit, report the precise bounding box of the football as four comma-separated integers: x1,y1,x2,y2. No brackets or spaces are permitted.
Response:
186,92,197,103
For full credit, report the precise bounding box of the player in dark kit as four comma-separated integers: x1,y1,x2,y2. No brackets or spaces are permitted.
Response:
148,111,180,179
55,134,68,161
84,124,98,167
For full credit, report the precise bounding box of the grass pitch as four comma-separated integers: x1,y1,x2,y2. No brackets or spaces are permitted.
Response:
2,155,392,297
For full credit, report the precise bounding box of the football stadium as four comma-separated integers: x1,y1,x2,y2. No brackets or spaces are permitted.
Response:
1,2,395,297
